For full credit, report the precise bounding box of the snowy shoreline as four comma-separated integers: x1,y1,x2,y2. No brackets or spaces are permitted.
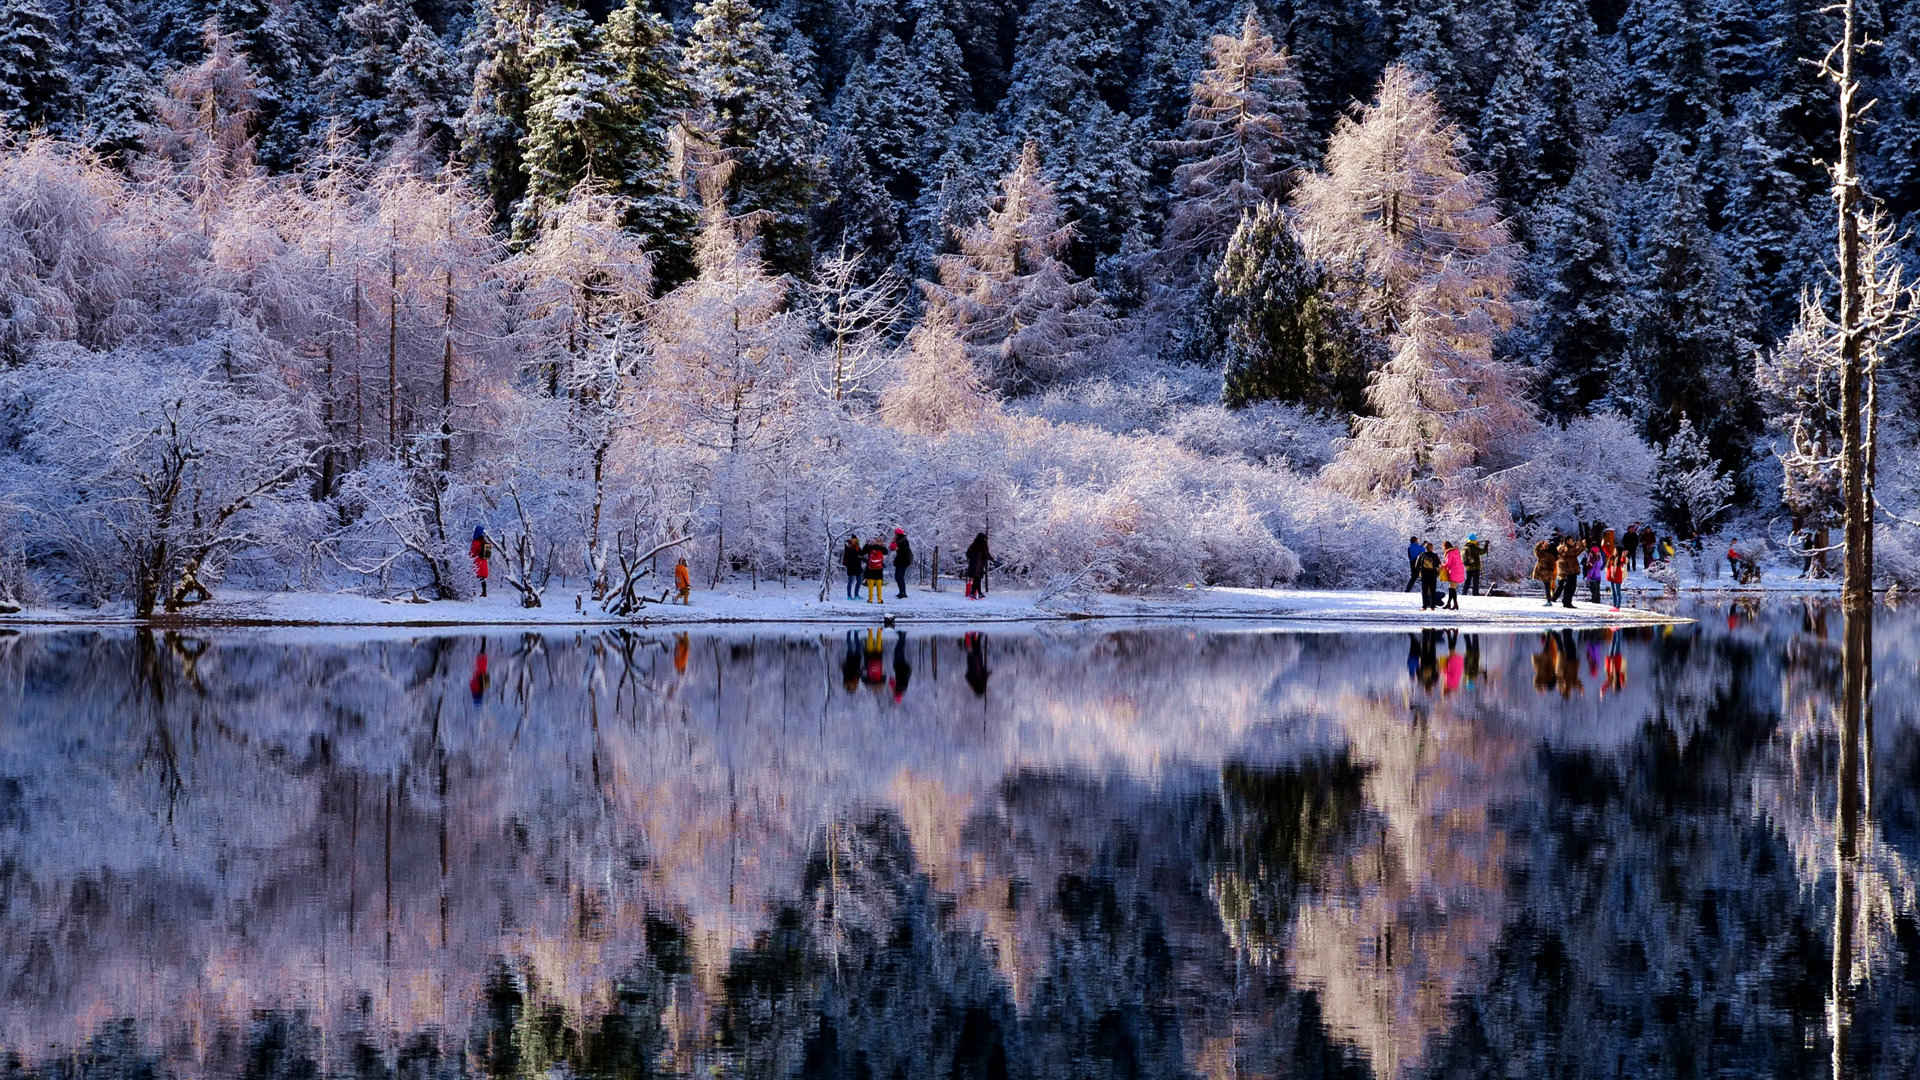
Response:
0,584,1698,631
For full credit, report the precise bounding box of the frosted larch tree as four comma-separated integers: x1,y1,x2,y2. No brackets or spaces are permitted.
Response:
880,305,994,436
1291,64,1519,340
1159,8,1310,271
807,246,906,402
926,141,1104,393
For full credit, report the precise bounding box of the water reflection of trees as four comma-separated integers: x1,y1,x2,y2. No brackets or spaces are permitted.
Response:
9,613,1920,1077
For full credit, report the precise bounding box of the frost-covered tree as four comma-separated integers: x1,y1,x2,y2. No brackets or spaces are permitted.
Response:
1650,413,1733,538
1211,203,1369,413
1519,146,1631,418
139,27,262,226
1756,291,1845,572
383,20,462,168
1292,65,1520,341
458,0,544,225
807,247,906,401
0,0,74,133
926,142,1105,393
1323,267,1535,510
684,0,820,276
880,306,994,435
1159,9,1310,271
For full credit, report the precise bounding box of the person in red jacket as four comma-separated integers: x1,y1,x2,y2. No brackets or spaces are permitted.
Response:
469,526,491,597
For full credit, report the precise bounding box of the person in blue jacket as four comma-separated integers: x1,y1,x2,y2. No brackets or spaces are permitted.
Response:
1404,536,1424,592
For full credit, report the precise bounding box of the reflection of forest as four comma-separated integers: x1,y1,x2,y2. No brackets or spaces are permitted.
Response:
3,605,1920,1078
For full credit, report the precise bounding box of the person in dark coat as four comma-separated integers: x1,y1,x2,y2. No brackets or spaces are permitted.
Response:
889,631,911,703
889,528,913,599
842,535,864,599
1641,528,1657,569
965,532,994,598
1405,536,1424,592
1416,543,1443,610
1622,524,1640,570
1463,534,1488,596
1532,539,1558,605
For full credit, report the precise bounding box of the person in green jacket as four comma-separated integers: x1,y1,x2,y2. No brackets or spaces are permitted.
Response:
1462,534,1489,596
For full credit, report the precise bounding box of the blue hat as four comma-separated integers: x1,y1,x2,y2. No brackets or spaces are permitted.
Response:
1468,533,1477,541
472,525,486,540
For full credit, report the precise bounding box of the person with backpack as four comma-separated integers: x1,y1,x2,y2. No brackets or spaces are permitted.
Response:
965,533,994,599
1463,534,1488,596
1416,542,1443,611
470,526,491,597
861,537,889,603
889,528,913,599
842,535,864,599
1442,541,1466,610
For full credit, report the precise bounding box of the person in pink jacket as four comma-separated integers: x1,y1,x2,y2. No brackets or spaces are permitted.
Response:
1442,541,1466,610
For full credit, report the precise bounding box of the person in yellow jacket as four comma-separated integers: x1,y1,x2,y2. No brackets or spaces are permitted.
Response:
674,557,691,604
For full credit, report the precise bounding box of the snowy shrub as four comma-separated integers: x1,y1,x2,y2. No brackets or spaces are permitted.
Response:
1165,402,1345,469
1505,413,1657,537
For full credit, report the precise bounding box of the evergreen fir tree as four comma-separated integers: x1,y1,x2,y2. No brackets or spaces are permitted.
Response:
1649,413,1733,537
66,0,150,157
318,0,412,154
459,0,544,226
1519,146,1633,419
684,0,821,276
1213,203,1370,413
0,0,73,133
512,0,692,270
1624,141,1757,466
1286,0,1390,134
384,19,463,166
927,141,1106,392
205,0,313,166
1160,8,1310,273
1615,0,1720,148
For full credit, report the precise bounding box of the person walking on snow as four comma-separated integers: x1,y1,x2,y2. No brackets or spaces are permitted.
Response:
1533,538,1558,605
673,557,691,604
862,537,889,603
1405,537,1425,592
842,535,864,599
470,526,491,597
1584,543,1605,604
1463,535,1488,596
1416,543,1443,611
1442,541,1465,610
889,529,913,599
965,533,994,599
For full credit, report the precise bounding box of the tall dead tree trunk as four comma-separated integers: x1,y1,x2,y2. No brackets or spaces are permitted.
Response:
1835,0,1868,614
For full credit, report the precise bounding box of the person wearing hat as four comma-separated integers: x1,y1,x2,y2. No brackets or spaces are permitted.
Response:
889,528,914,599
1462,533,1489,596
469,525,491,597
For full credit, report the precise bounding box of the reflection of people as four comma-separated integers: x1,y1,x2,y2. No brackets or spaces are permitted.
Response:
1416,628,1440,693
469,644,490,704
1603,630,1626,694
1443,633,1464,694
963,632,990,696
673,632,689,675
863,627,887,691
1532,632,1559,694
889,631,912,702
1407,634,1422,683
1556,629,1583,697
1463,633,1481,688
841,631,863,691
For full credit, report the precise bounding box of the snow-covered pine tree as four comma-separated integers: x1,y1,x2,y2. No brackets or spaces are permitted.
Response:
383,20,462,168
1128,0,1200,139
927,141,1106,393
0,0,73,134
204,0,313,167
1624,140,1757,462
1212,202,1369,413
459,0,544,226
1159,8,1310,273
512,0,693,271
140,26,261,224
684,0,821,277
64,0,151,158
1615,0,1720,149
1518,145,1631,419
1291,64,1520,343
317,0,411,154
1649,413,1733,538
817,131,902,273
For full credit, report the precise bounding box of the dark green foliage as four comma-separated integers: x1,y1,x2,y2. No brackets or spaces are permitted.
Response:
1212,204,1370,414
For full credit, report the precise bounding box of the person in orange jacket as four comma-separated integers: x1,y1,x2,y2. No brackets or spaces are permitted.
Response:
673,557,691,604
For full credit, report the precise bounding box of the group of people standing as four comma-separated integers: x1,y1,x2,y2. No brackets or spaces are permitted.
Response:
1406,535,1491,611
840,530,998,603
1532,525,1655,611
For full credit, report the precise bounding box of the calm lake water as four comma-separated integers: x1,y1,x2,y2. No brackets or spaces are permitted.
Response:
3,600,1918,1078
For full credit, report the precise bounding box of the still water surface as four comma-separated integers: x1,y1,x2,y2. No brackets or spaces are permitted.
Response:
2,601,1917,1078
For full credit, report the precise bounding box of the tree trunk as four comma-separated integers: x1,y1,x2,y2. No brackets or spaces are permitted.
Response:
388,224,401,454
1836,0,1870,616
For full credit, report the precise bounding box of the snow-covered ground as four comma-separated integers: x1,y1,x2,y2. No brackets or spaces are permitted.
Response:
0,581,1688,629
